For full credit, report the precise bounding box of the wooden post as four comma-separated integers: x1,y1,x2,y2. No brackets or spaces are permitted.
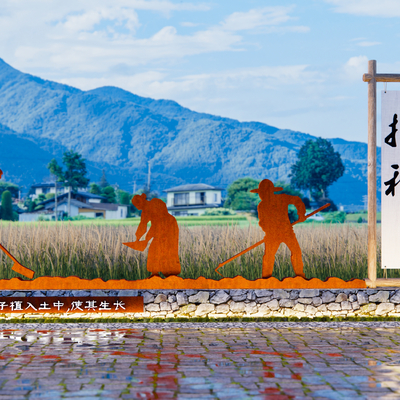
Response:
367,60,377,286
363,63,400,287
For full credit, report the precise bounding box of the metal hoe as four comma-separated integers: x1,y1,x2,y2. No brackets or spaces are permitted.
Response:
215,203,331,277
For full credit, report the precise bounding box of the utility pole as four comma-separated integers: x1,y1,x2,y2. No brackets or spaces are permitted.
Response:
147,162,151,193
54,180,58,222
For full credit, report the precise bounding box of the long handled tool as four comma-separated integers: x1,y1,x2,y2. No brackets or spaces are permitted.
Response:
215,203,331,277
0,243,35,279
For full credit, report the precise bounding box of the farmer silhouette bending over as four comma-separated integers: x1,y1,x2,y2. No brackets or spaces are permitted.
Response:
124,193,181,278
251,179,306,279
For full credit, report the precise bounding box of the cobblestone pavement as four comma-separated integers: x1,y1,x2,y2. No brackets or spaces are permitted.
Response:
0,322,400,399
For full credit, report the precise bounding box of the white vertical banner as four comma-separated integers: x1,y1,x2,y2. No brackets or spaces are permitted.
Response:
381,91,400,268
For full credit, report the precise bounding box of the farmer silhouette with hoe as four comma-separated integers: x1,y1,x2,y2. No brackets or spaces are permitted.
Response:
216,179,329,279
251,179,306,279
123,193,181,278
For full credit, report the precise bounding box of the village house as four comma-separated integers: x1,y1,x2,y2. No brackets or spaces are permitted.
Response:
20,190,128,222
30,182,88,200
164,183,223,216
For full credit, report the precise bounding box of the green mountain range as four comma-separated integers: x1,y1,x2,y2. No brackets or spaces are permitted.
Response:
0,58,378,209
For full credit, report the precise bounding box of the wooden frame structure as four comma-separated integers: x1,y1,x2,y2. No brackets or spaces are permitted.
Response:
363,60,400,288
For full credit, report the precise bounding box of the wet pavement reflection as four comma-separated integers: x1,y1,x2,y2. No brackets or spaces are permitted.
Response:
0,323,399,399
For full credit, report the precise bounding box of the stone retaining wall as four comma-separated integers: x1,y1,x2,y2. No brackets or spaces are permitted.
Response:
1,288,400,319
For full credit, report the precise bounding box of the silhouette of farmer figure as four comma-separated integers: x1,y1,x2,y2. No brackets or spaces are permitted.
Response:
124,193,181,278
250,179,306,279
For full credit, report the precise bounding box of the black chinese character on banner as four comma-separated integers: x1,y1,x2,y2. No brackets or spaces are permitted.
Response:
385,114,398,148
384,164,400,196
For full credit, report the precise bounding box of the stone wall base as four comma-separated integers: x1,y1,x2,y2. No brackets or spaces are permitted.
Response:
0,289,400,319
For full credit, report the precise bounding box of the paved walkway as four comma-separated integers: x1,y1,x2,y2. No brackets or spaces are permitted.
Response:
0,322,400,399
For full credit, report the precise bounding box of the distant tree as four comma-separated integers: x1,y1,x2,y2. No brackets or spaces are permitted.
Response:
99,169,109,188
90,183,102,195
117,190,131,205
102,186,116,203
224,177,260,212
45,193,55,200
0,182,19,198
1,191,13,221
290,138,345,200
37,194,46,203
47,150,89,191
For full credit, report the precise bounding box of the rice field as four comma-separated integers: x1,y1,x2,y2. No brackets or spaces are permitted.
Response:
0,221,392,281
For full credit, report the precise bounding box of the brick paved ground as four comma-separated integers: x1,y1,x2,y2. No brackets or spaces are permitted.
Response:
0,322,400,399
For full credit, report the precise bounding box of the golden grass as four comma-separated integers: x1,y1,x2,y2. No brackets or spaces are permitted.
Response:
0,221,390,281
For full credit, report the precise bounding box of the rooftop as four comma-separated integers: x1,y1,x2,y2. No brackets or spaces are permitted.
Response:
164,183,224,193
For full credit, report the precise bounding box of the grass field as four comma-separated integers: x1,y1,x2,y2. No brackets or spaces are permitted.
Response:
0,220,394,281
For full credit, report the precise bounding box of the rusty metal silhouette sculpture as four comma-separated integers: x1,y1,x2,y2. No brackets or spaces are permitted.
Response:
216,179,330,279
0,169,35,279
123,193,181,277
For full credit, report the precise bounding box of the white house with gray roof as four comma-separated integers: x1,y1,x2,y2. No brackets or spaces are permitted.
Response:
164,184,223,216
20,191,128,221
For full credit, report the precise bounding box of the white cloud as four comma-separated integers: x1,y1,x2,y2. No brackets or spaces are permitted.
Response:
342,55,368,81
357,41,381,47
0,2,308,76
325,0,400,17
221,6,294,31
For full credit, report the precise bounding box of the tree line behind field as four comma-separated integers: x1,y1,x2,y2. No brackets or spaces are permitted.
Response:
0,137,344,221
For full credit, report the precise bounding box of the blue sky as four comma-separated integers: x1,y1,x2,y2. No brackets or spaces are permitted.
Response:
1,0,400,143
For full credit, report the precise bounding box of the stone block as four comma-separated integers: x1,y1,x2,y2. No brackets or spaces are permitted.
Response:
247,291,256,301
265,299,279,311
258,304,272,315
154,294,167,304
299,289,319,298
180,304,196,314
297,298,312,304
11,292,27,297
290,290,300,300
91,290,109,297
352,301,360,310
279,299,294,308
317,304,327,312
142,292,155,304
357,292,368,305
390,290,400,304
71,291,90,297
312,297,322,307
145,304,160,312
244,302,257,314
230,289,247,296
376,303,395,316
369,291,389,303
293,303,305,312
31,291,46,297
231,295,247,302
361,303,377,313
117,290,138,297
186,290,198,296
189,291,209,304
327,303,341,311
322,291,336,303
171,302,179,312
348,294,357,302
215,304,230,313
176,292,188,306
254,290,273,298
335,293,347,302
257,296,272,304
341,301,352,311
305,305,317,315
160,302,171,311
273,290,289,299
167,295,176,303
230,301,245,313
195,304,215,317
45,291,65,297
210,290,230,304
